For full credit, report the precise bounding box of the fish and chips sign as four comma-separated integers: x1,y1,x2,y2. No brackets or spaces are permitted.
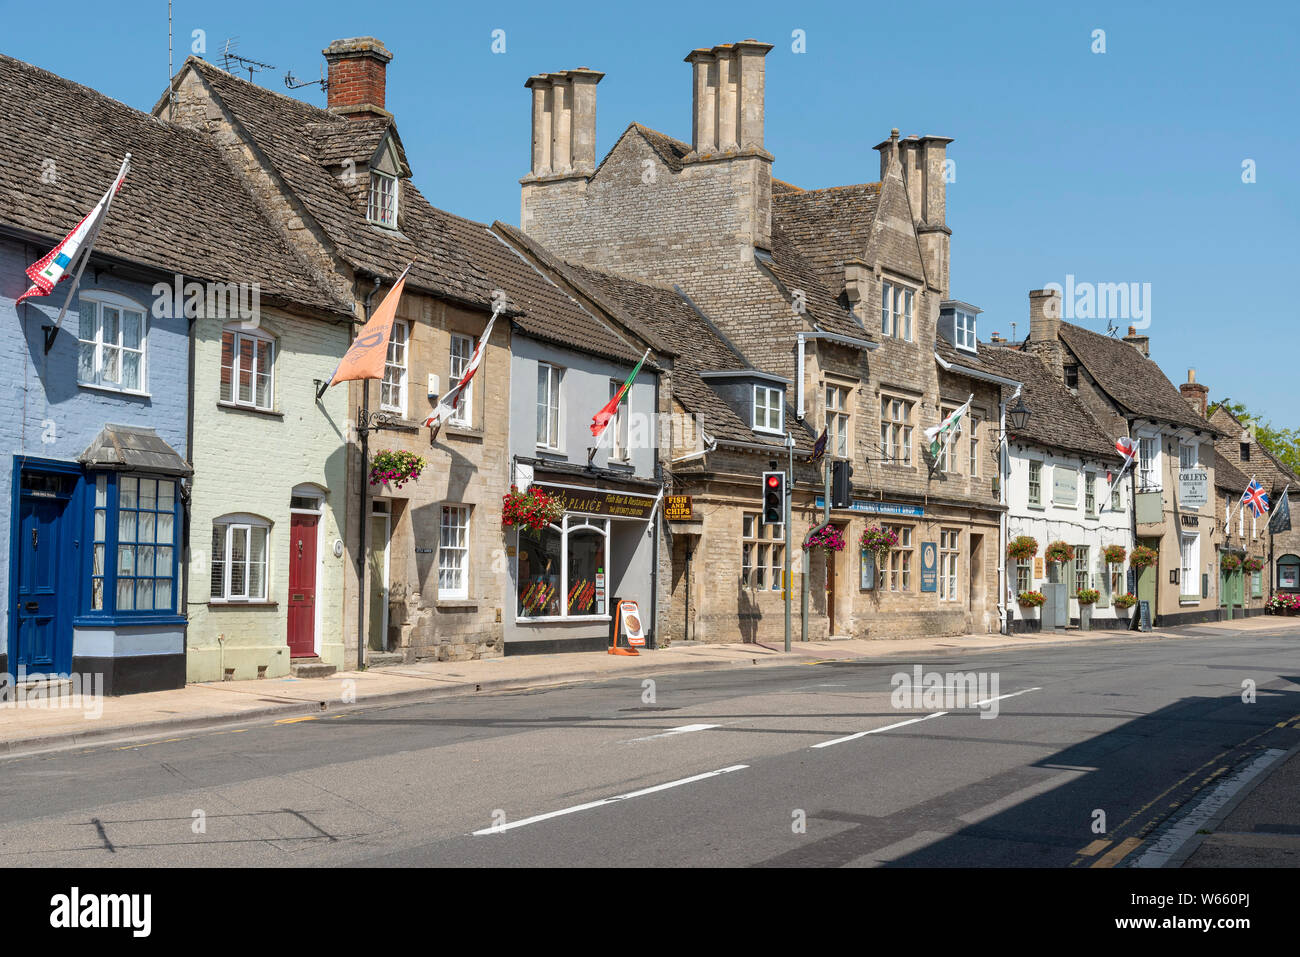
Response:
664,495,694,521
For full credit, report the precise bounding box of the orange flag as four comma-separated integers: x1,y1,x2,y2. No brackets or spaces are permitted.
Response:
326,264,412,387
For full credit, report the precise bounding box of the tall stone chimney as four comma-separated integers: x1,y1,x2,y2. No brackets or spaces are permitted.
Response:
323,37,393,120
1123,324,1150,357
874,130,953,297
684,40,772,157
523,68,604,180
1027,288,1064,379
1180,369,1209,417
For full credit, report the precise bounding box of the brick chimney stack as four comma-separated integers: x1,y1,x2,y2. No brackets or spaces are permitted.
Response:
323,37,393,120
1123,324,1150,357
1180,368,1209,417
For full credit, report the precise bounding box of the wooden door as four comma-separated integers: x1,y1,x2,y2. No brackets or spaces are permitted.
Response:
14,496,69,673
287,512,318,657
368,513,390,651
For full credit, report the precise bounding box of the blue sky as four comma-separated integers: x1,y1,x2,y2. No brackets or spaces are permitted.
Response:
7,1,1297,424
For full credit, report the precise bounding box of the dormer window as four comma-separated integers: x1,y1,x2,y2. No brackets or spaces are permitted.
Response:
753,385,784,434
368,170,398,227
954,309,977,351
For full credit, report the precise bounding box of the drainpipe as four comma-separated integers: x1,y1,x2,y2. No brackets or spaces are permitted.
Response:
181,286,196,641
997,385,1019,634
650,373,661,648
796,330,879,419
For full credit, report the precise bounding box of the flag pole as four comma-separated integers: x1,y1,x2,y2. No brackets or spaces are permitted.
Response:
43,154,131,353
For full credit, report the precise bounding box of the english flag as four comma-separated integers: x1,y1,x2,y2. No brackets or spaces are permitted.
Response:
16,155,130,307
591,349,649,439
1115,436,1138,463
425,304,501,438
326,264,411,388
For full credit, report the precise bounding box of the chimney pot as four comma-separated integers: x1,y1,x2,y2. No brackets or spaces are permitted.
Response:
1180,368,1209,417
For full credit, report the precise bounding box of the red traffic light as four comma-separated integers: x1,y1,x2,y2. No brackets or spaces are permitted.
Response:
767,475,780,488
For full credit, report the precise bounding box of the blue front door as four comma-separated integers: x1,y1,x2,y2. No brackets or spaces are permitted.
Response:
14,481,72,674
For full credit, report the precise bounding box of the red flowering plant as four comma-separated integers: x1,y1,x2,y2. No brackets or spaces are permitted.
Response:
1130,545,1159,569
369,449,425,490
1243,556,1264,573
859,525,899,558
1220,553,1242,573
1018,591,1046,607
1006,536,1038,561
501,485,565,531
1044,540,1075,564
1103,544,1127,565
804,525,847,554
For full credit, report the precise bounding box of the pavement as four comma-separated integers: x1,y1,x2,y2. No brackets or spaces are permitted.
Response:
0,615,1283,758
0,617,1294,867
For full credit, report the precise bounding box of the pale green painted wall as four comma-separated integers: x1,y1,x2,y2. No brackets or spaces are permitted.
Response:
186,309,351,682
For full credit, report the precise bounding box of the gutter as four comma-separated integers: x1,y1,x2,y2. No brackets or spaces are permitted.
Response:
797,331,880,418
934,351,1023,389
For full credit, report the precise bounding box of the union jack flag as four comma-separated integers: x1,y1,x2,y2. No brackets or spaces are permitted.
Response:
1241,478,1270,518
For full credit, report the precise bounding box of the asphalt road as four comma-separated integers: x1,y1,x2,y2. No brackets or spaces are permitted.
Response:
1,625,1297,867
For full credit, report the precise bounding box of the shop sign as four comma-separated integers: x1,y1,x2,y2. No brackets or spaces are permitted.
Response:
619,599,646,647
920,542,938,592
665,495,694,521
815,497,924,517
1179,469,1209,509
533,484,656,519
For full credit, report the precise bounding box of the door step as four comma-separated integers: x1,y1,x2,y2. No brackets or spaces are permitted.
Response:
289,657,337,679
366,652,405,668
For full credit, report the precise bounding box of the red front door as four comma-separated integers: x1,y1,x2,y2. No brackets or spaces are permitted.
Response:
288,513,318,657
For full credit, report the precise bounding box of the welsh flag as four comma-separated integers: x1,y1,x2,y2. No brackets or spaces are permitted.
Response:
925,394,972,460
16,156,130,307
591,348,649,438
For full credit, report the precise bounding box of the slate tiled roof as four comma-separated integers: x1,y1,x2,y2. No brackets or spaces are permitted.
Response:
978,345,1122,462
772,182,882,296
497,223,812,449
80,424,192,476
1058,322,1216,432
431,214,638,364
1214,449,1250,494
308,119,407,174
0,54,348,315
185,58,497,309
762,226,871,341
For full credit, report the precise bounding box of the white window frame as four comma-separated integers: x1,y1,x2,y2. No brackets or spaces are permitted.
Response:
607,378,631,461
1074,545,1091,595
968,417,980,478
220,326,275,412
939,528,960,602
1179,439,1199,470
955,310,977,351
936,404,962,473
77,291,147,393
1138,433,1161,491
449,332,474,427
516,513,612,620
1180,533,1200,598
438,504,470,600
753,385,784,435
1028,459,1043,506
880,280,915,342
742,511,784,591
1085,472,1097,517
537,363,563,450
210,515,271,602
368,170,398,228
380,320,409,416
880,395,914,465
825,381,852,459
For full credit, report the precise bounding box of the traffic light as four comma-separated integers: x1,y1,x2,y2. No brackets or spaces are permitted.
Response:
831,460,853,509
762,471,785,527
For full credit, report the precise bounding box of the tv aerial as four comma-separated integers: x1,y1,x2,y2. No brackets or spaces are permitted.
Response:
285,65,328,92
219,37,275,82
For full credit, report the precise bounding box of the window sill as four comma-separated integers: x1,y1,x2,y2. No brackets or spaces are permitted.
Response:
1179,597,1201,605
217,400,283,419
73,614,185,627
435,599,476,608
753,427,785,437
1027,503,1045,511
604,459,634,472
443,425,482,440
535,446,566,459
80,382,150,399
207,600,278,607
516,615,612,624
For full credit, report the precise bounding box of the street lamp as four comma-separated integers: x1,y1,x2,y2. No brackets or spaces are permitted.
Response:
1007,396,1031,432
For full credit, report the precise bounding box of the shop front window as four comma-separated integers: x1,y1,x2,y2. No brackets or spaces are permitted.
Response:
517,514,610,619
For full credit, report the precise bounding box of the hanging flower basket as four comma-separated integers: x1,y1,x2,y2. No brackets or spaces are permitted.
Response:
1220,553,1242,573
1130,545,1159,569
804,525,847,554
1006,535,1039,561
1113,592,1138,609
859,525,898,558
1103,544,1127,565
1018,591,1046,607
369,449,426,490
1044,540,1075,564
1243,556,1264,573
1076,588,1100,605
502,485,565,531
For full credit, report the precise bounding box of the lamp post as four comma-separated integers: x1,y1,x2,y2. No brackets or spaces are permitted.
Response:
997,390,1031,635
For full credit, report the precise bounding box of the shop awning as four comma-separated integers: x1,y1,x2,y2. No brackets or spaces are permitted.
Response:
79,424,193,476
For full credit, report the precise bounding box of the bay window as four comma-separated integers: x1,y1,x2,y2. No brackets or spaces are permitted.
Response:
84,472,181,617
